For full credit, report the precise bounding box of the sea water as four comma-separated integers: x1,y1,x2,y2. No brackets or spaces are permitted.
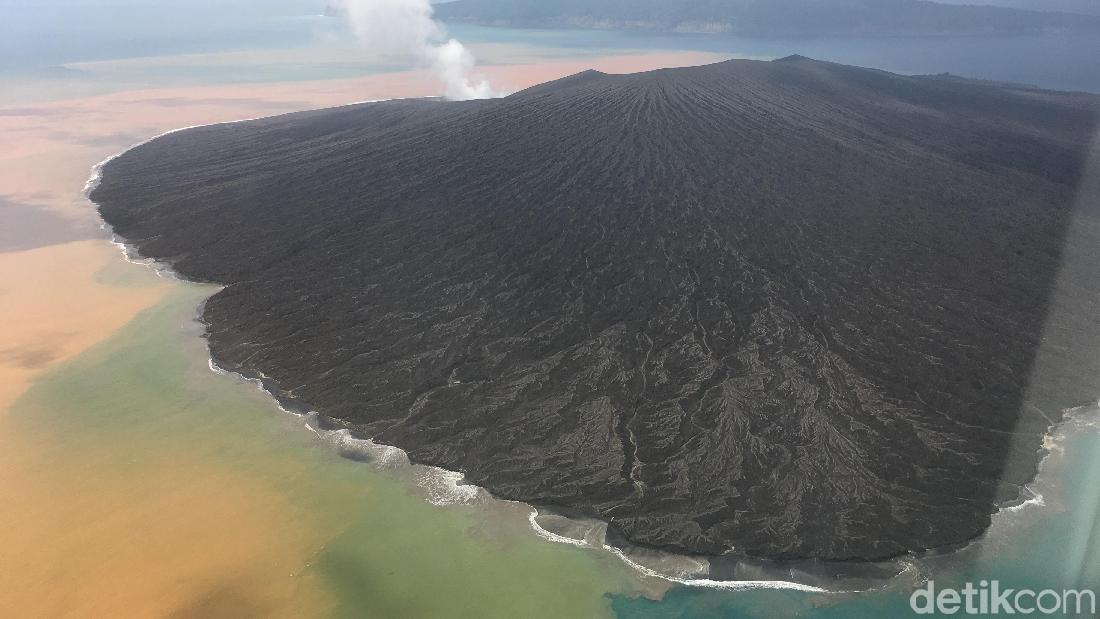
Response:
2,266,648,616
4,6,1100,615
10,243,1098,617
4,4,1100,103
611,417,1100,617
448,24,1100,94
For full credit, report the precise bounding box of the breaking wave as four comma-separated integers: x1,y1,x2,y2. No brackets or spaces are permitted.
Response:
416,467,482,506
82,105,1100,596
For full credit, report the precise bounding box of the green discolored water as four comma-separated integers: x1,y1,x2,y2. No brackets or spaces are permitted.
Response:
9,259,1100,618
6,274,643,617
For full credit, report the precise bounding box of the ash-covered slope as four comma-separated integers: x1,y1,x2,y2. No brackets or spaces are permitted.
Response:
92,57,1100,561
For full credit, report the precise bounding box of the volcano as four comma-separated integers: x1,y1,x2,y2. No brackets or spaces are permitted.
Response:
91,57,1100,561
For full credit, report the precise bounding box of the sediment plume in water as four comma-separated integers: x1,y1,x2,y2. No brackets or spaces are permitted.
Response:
89,56,1100,562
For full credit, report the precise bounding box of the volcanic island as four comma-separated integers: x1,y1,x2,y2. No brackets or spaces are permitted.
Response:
91,57,1100,561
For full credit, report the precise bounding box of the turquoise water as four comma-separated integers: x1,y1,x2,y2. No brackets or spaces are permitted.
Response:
20,257,1095,617
6,4,1100,614
612,421,1100,618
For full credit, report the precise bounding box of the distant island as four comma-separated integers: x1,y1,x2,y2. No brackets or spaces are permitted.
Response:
91,57,1100,561
434,0,1100,36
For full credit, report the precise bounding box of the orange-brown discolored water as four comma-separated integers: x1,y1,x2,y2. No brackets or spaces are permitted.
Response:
0,52,722,617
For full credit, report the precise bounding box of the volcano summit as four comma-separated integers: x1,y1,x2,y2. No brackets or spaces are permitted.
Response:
91,57,1100,561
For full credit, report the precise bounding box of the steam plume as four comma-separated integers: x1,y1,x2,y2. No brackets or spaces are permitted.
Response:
334,0,500,100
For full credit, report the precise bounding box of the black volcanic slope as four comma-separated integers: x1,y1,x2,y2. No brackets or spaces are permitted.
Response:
92,58,1100,561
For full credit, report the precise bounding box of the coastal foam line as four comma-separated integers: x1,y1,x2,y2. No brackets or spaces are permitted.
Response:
991,402,1100,518
525,508,833,592
526,510,589,547
82,98,445,280
889,401,1100,584
76,105,892,593
82,95,436,201
79,100,1020,595
206,354,852,591
81,97,492,513
524,508,848,592
603,544,829,593
206,351,486,507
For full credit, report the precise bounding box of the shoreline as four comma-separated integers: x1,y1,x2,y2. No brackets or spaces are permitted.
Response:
83,98,1100,596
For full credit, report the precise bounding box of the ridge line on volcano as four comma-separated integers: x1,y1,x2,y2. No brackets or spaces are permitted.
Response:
90,57,1100,561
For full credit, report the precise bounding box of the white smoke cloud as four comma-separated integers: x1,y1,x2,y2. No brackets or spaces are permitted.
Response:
334,0,501,100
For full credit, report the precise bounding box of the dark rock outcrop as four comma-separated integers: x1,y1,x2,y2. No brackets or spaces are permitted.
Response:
91,57,1100,560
